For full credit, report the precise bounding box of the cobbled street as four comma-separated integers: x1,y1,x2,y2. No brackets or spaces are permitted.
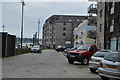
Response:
2,50,101,78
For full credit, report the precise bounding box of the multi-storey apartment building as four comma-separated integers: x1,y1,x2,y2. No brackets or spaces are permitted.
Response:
96,2,105,49
42,15,87,49
73,19,96,48
104,2,120,51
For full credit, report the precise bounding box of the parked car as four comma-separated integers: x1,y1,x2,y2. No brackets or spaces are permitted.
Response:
89,50,110,73
66,44,98,65
31,45,42,53
98,51,120,80
64,47,77,56
55,46,71,52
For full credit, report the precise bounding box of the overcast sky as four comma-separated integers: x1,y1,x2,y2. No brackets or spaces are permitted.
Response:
1,1,94,38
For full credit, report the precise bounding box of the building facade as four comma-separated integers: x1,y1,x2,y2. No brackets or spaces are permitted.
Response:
96,2,105,49
42,15,87,49
73,20,96,48
104,2,120,51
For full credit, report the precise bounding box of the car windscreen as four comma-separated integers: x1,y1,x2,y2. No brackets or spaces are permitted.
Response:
77,46,90,51
93,52,108,58
104,53,120,62
33,46,39,48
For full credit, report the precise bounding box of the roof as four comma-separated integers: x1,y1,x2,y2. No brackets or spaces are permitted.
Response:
45,15,88,23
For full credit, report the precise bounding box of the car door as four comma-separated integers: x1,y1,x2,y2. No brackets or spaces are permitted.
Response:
88,46,97,57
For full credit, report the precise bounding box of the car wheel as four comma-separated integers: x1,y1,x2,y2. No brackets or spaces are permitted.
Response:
68,59,74,64
81,57,89,65
100,76,109,80
57,50,60,52
89,67,96,73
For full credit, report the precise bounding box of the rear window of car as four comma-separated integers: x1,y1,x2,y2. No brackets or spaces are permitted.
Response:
93,52,108,58
77,46,90,51
104,53,120,62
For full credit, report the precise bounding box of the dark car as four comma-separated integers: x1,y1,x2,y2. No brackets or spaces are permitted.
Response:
55,46,71,52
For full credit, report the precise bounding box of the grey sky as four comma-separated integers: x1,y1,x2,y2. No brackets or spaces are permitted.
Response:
1,2,93,38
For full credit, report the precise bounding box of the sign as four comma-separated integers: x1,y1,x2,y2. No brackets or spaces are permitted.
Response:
66,41,71,44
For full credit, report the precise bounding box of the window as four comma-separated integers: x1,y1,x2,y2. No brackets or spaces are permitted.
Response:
104,53,120,62
100,24,102,32
110,38,117,51
50,39,51,42
100,10,102,17
110,19,114,32
54,38,55,42
107,6,109,11
118,37,120,51
63,22,66,25
76,35,78,39
50,33,52,36
63,27,66,31
119,16,120,22
110,2,115,14
63,33,66,36
106,22,109,27
106,41,110,50
90,46,96,51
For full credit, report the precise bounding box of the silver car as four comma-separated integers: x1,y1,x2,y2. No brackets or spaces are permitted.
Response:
98,51,120,80
31,45,42,53
89,50,110,73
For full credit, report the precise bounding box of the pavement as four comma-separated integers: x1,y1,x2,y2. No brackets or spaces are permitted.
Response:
2,49,101,78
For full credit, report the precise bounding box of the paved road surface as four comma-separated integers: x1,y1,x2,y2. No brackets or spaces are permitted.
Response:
2,49,101,78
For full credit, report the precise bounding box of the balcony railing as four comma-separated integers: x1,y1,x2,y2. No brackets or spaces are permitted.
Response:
88,4,97,14
88,16,97,26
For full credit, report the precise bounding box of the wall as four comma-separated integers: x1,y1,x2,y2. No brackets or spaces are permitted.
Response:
2,33,16,57
0,32,2,58
96,2,105,49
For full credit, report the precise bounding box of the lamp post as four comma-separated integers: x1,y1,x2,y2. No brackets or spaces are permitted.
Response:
2,25,5,32
38,19,40,45
21,0,25,49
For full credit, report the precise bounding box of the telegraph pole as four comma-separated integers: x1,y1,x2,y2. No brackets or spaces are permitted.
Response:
38,19,40,45
21,0,25,49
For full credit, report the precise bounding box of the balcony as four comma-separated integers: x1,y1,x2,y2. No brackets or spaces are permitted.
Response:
88,16,97,26
88,4,97,14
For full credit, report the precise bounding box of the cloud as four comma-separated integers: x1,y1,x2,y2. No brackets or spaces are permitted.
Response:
2,2,91,38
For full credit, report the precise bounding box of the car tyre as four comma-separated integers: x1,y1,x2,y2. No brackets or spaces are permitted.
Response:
57,50,60,52
68,59,74,64
100,76,109,80
81,57,89,65
89,67,96,73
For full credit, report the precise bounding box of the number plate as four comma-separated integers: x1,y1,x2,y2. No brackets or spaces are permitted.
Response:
95,60,101,63
107,65,117,69
70,55,75,57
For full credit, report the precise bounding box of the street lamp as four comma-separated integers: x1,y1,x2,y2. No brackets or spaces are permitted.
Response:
38,19,40,45
2,25,5,32
21,0,25,49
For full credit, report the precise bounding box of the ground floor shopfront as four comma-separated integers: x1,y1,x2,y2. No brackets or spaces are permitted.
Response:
105,36,120,51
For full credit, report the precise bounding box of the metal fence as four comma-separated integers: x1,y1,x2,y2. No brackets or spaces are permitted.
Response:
0,32,16,57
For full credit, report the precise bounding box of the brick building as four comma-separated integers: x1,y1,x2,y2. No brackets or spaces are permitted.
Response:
42,15,88,49
104,2,120,51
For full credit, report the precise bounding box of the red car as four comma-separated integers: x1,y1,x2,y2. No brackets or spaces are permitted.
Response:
66,44,98,65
